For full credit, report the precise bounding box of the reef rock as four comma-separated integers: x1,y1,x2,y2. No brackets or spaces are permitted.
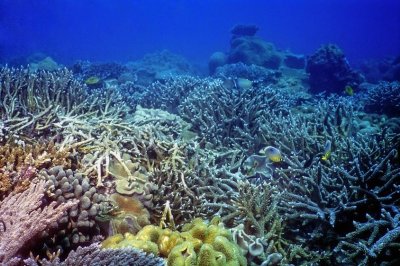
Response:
228,36,282,69
306,44,363,94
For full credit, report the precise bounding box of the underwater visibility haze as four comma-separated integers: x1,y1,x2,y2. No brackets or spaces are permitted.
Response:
0,0,400,265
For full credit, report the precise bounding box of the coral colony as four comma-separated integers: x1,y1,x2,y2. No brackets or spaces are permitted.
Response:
1,25,400,266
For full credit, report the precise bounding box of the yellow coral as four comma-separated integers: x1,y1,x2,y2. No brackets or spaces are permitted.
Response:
168,242,197,266
101,217,247,266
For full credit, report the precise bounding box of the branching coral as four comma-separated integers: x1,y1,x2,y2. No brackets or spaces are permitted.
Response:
254,96,400,264
0,180,78,262
363,81,400,117
119,75,215,113
0,141,73,198
0,67,90,141
335,209,400,265
178,77,297,149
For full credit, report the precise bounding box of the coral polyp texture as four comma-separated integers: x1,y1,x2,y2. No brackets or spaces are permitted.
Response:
0,34,399,266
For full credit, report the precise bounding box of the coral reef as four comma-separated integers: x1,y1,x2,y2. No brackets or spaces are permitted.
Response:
0,67,90,143
209,51,228,75
0,141,73,198
209,25,306,76
306,44,363,94
229,36,282,69
29,56,60,72
214,63,281,84
1,37,399,266
255,97,400,264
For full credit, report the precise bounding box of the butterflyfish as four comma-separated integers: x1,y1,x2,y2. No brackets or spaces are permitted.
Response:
321,140,332,161
260,146,282,163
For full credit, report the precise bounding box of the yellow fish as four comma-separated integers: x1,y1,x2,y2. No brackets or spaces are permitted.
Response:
321,140,332,161
260,146,282,163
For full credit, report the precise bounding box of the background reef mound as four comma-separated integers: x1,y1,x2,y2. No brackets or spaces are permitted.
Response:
208,24,307,76
0,52,399,266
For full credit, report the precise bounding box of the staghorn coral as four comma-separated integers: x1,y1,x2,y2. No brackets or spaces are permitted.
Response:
125,50,197,86
178,77,296,149
72,61,127,81
102,217,246,266
119,75,215,114
363,81,400,117
24,242,165,266
335,209,400,265
228,181,321,265
254,96,400,264
0,180,78,263
0,67,89,140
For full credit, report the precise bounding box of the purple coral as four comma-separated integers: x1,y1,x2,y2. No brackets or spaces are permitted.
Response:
0,181,78,263
23,243,165,266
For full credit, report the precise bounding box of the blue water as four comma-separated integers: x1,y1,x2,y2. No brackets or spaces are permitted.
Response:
1,0,399,65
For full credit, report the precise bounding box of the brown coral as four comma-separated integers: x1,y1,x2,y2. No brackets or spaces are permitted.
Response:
106,193,151,235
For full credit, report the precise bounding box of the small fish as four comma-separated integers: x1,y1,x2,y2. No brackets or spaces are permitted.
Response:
243,155,272,177
344,85,354,96
260,146,282,163
321,140,332,161
236,78,252,89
